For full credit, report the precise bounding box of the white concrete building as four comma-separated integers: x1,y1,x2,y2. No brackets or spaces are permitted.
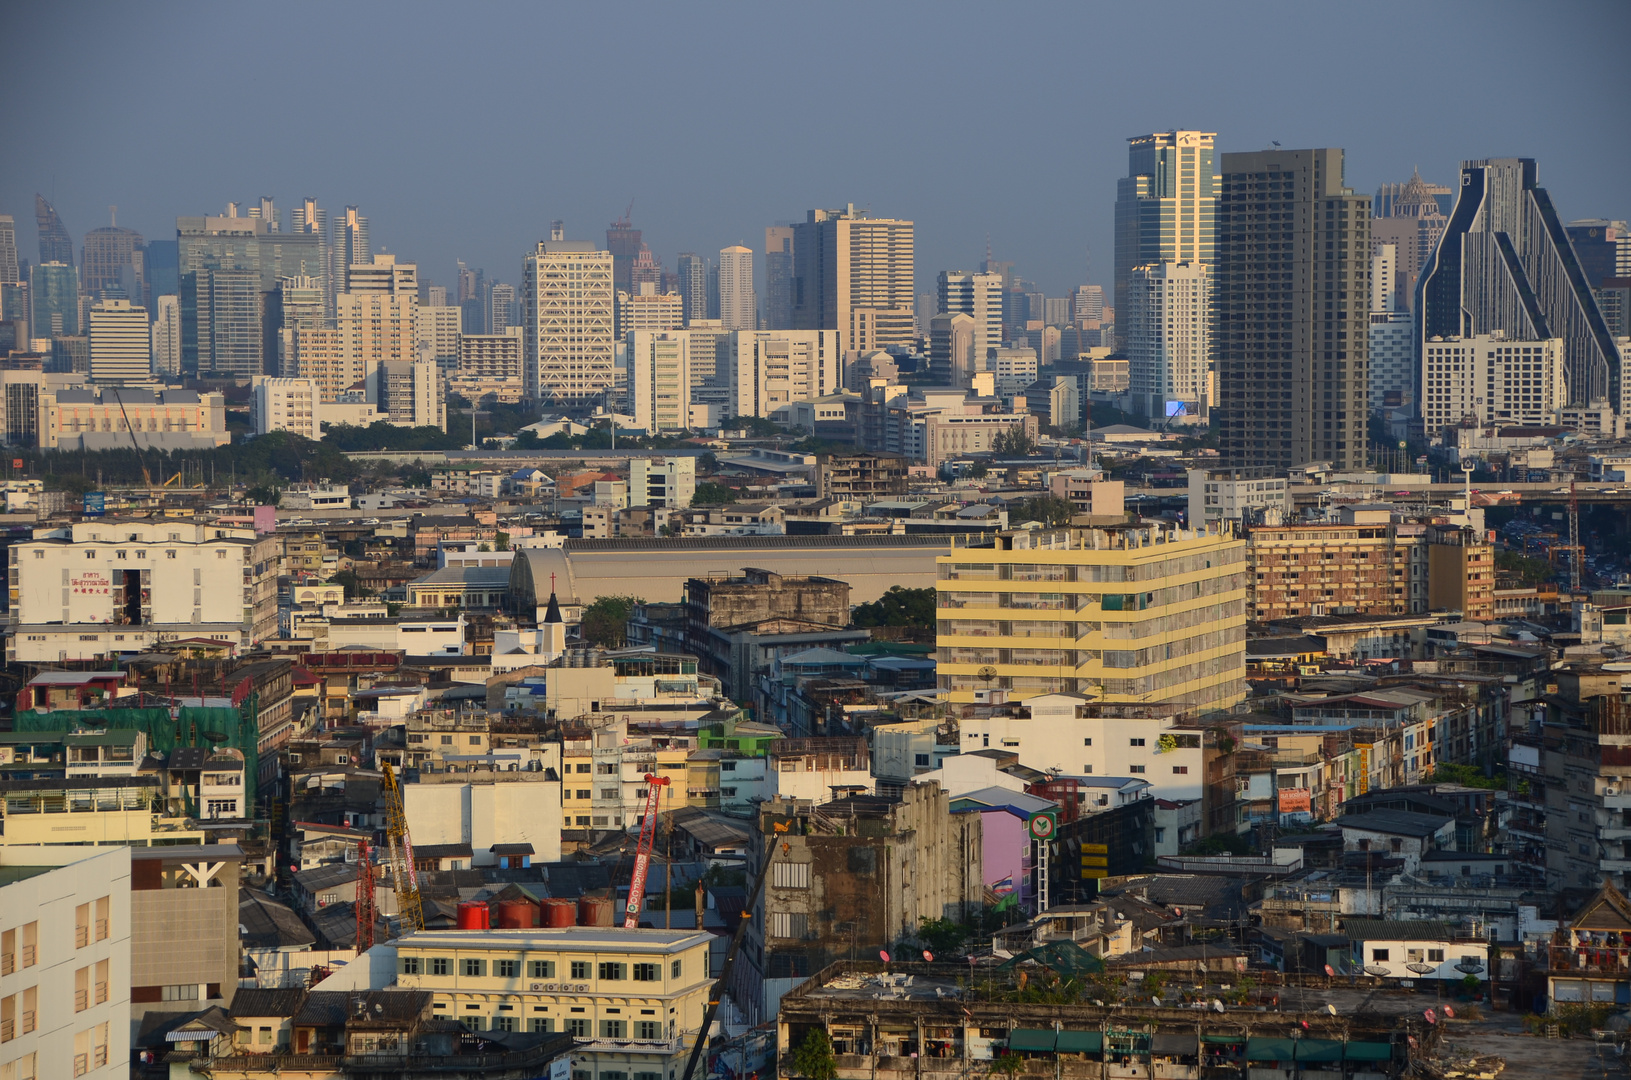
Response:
1421,333,1566,434
297,291,417,403
378,357,445,430
150,294,181,378
628,331,693,434
725,330,841,419
403,773,564,867
6,519,280,662
250,376,320,439
86,298,150,383
937,270,1003,364
1187,467,1292,526
0,846,131,1080
416,303,461,369
1126,261,1210,421
629,456,696,509
614,285,684,340
718,245,755,332
522,237,615,404
990,347,1038,397
956,693,1204,801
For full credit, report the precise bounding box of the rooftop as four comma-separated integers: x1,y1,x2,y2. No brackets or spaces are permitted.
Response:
393,928,709,954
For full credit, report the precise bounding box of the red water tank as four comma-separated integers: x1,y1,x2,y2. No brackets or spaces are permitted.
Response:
498,900,536,929
579,896,614,927
456,901,490,930
543,899,577,927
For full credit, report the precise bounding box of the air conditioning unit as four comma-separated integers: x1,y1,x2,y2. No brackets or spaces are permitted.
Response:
1609,785,1621,796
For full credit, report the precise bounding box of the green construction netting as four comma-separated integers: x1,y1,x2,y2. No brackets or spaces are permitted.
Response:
998,940,1107,974
17,699,261,809
1054,1031,1102,1053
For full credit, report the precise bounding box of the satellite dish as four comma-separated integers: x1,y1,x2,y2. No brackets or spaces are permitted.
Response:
1424,1009,1437,1024
1406,963,1436,975
1325,1004,1337,1016
1364,965,1390,977
879,950,890,963
922,950,934,962
1324,964,1335,977
1150,996,1161,1007
1211,999,1225,1013
1442,1005,1455,1019
976,666,998,683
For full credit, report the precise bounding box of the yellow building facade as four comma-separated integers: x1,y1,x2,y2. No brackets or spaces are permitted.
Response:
936,524,1247,709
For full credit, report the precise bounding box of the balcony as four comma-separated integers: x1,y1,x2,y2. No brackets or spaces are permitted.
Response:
1547,944,1631,975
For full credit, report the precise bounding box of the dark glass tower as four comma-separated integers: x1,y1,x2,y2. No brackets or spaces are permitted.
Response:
34,195,73,266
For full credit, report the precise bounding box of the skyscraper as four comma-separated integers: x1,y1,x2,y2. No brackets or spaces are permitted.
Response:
676,253,710,326
1368,242,1415,412
489,282,516,333
288,197,330,313
248,195,280,231
151,294,182,376
791,206,915,354
1370,170,1449,313
725,330,842,418
718,246,755,332
1113,131,1217,318
346,253,417,296
628,330,694,433
332,207,369,313
1126,261,1210,420
606,214,642,295
35,194,73,266
1214,148,1370,471
1071,284,1104,324
1566,220,1631,288
270,276,326,377
30,262,79,337
0,214,19,285
521,231,615,404
936,270,1003,364
81,218,144,299
87,298,152,382
298,291,415,401
1418,158,1620,409
177,212,320,377
764,226,794,330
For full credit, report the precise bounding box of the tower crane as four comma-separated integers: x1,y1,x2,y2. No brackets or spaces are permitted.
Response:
380,763,425,933
624,774,671,929
355,838,376,953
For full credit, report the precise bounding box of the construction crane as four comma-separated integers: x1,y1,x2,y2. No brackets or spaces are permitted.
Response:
679,818,789,1080
355,838,376,954
1570,480,1582,593
624,774,671,929
108,387,154,488
611,198,634,230
380,763,425,933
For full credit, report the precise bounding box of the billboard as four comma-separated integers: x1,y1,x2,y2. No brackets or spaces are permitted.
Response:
1277,788,1312,814
83,492,105,517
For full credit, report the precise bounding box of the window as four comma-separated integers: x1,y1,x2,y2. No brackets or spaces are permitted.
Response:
1129,765,1145,773
671,958,682,978
400,956,421,975
576,763,592,773
94,897,109,941
430,957,450,976
491,1016,516,1032
531,1017,553,1033
1082,738,1093,746
462,958,485,977
161,985,199,1001
1172,766,1189,775
632,963,659,982
1428,949,1445,963
529,960,555,978
598,962,626,980
567,1019,589,1037
637,1021,663,1040
1371,949,1389,962
441,735,453,745
570,961,590,980
496,959,520,978
600,1020,627,1039
600,788,619,800
1129,738,1145,747
771,862,810,888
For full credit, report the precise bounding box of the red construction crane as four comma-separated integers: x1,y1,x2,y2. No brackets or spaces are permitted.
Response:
355,839,376,954
381,763,425,933
623,774,671,929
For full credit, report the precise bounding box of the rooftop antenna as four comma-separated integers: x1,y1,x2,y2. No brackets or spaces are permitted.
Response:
110,206,117,227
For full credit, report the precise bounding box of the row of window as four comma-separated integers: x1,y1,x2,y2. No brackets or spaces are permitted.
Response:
403,956,680,981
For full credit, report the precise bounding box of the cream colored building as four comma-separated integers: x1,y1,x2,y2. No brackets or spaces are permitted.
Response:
523,238,615,404
628,331,693,434
416,303,462,368
151,295,182,378
378,358,445,431
393,927,711,1074
1421,333,1565,433
936,523,1247,708
38,385,227,451
718,245,755,332
792,207,915,354
86,298,150,383
1126,260,1210,420
297,290,417,403
250,377,320,439
725,330,842,419
614,285,684,340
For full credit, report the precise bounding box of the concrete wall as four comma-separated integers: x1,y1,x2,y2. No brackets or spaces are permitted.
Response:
404,778,564,865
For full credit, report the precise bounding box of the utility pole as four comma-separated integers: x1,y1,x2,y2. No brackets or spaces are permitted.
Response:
1570,480,1581,593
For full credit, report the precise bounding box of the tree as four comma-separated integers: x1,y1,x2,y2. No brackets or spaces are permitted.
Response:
581,595,643,648
916,916,968,957
1014,495,1074,528
852,586,935,630
331,569,363,598
691,482,737,506
1496,549,1553,586
723,415,782,438
791,1028,838,1080
991,425,1036,457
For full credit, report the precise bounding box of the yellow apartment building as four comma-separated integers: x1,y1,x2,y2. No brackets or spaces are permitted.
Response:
393,927,711,1078
936,523,1247,709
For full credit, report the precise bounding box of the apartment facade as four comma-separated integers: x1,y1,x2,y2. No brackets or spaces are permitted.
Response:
1126,260,1210,420
1113,130,1217,318
936,524,1247,709
1421,333,1565,433
791,207,915,353
522,240,616,404
628,331,693,434
725,330,841,419
250,377,320,439
86,298,151,383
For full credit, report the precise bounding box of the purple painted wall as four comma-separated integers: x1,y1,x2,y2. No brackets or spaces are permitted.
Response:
982,810,1029,906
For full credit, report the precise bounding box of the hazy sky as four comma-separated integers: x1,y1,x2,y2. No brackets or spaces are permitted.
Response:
3,0,1627,299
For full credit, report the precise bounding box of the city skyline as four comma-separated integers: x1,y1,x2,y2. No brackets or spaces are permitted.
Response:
1,2,1624,300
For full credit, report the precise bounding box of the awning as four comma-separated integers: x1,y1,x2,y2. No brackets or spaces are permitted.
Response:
1345,1041,1394,1061
1151,1033,1197,1056
1295,1039,1345,1063
1245,1037,1298,1062
1202,1034,1246,1044
1054,1031,1102,1053
1006,1029,1057,1052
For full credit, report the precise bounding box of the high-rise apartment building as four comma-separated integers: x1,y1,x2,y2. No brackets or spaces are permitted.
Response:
269,275,325,378
489,281,516,332
297,291,415,401
251,376,320,439
521,236,615,404
1371,170,1450,314
936,270,1003,364
1113,131,1217,318
929,312,979,387
725,329,841,419
416,302,462,371
1422,334,1566,431
1566,220,1631,288
628,330,694,433
718,245,755,332
1126,261,1210,420
81,221,144,299
1419,159,1619,409
791,206,915,354
1072,284,1105,325
676,253,710,327
177,212,321,377
1368,243,1414,411
30,262,79,337
378,357,445,430
614,285,684,339
457,326,524,381
332,206,369,296
35,194,73,266
0,214,18,285
87,298,151,382
764,226,794,330
345,252,416,295
150,294,181,377
935,523,1247,708
1214,148,1370,471
288,197,330,312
